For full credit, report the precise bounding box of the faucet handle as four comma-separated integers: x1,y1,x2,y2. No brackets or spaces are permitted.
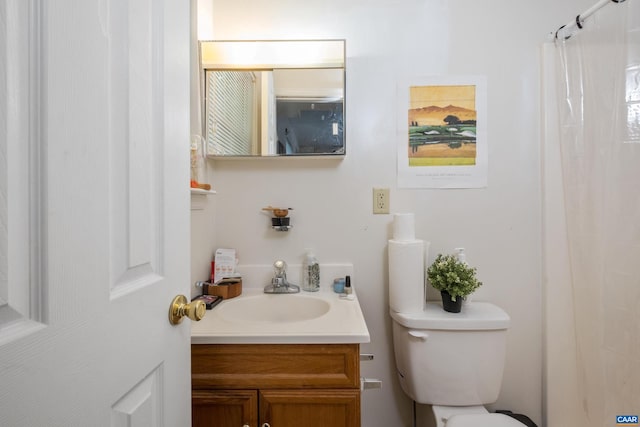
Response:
273,259,287,276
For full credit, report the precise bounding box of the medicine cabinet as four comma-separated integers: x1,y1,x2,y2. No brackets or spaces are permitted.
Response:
199,40,345,158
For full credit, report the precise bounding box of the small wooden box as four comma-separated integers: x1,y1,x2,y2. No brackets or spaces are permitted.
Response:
204,279,242,299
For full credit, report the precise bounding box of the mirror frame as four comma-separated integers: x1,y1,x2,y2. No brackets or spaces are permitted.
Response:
199,40,346,158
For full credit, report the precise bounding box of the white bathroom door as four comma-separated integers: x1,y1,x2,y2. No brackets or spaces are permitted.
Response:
0,1,193,426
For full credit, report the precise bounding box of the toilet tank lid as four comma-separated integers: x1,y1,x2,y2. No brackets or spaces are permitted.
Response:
390,302,510,330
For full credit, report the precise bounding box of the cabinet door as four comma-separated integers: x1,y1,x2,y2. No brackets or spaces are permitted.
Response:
259,389,360,427
193,390,257,427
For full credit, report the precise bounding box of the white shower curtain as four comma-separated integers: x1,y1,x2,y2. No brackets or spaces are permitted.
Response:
553,1,640,425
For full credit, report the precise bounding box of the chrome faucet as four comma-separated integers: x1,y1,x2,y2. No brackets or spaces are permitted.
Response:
264,260,300,294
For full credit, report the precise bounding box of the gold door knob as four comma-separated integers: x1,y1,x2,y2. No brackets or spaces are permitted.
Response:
168,295,206,325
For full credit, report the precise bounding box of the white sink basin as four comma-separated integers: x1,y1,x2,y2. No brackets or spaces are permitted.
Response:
191,288,370,344
217,294,331,323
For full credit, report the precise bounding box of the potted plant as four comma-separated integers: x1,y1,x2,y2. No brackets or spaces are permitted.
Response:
426,253,482,313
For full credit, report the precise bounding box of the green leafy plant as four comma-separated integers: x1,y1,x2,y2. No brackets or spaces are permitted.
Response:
427,253,482,302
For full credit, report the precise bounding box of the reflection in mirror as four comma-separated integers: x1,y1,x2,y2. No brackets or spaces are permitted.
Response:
276,98,343,155
200,40,345,157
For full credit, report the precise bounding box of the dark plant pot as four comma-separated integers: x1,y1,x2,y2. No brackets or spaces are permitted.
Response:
441,291,462,313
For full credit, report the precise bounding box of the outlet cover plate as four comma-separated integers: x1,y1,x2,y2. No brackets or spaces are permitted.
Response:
373,188,389,214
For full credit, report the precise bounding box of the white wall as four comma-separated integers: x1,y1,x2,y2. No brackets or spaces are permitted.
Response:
191,1,593,425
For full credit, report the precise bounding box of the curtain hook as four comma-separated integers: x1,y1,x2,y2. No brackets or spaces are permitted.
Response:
576,15,583,29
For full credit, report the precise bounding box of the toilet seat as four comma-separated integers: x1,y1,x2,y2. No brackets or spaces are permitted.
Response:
445,413,525,426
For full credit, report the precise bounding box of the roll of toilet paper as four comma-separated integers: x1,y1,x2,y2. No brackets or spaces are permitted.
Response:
388,239,426,313
392,213,415,241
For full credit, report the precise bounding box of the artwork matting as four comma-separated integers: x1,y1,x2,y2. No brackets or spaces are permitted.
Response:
397,76,487,189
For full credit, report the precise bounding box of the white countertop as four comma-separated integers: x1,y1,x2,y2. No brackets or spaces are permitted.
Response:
191,287,371,345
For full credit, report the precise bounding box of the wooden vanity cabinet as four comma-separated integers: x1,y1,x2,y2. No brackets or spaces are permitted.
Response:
192,343,361,427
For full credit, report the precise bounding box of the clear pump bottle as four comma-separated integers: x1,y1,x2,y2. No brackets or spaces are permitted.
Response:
455,247,466,264
455,248,471,304
302,250,320,292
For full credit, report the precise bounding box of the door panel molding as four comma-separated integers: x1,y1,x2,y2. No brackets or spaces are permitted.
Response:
112,364,164,427
0,0,47,345
108,0,165,300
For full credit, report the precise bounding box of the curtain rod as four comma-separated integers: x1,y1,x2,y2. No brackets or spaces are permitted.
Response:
554,0,627,40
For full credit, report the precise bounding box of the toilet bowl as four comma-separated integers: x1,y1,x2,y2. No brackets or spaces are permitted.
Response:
432,405,525,427
391,301,525,427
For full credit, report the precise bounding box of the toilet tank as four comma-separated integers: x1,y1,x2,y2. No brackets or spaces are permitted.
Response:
390,302,510,405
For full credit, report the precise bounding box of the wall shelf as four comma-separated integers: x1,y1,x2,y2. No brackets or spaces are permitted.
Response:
191,188,216,195
191,188,216,210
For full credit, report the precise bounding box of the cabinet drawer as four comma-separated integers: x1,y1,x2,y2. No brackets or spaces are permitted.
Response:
192,344,360,389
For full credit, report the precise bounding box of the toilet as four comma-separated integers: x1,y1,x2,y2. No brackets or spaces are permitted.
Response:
390,301,525,427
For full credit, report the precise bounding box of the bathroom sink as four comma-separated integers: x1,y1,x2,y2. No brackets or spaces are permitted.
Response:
191,287,370,344
191,264,370,344
217,294,331,323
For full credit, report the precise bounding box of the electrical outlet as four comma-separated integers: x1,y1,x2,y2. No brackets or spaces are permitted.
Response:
373,188,390,214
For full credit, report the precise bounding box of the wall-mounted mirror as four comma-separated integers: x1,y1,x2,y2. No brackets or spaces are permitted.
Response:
200,40,345,157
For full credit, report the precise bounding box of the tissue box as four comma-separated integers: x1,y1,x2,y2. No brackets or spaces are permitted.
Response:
204,278,242,299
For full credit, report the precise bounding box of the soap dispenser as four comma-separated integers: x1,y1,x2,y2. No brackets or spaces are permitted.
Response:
455,248,471,304
302,250,320,292
455,247,467,264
